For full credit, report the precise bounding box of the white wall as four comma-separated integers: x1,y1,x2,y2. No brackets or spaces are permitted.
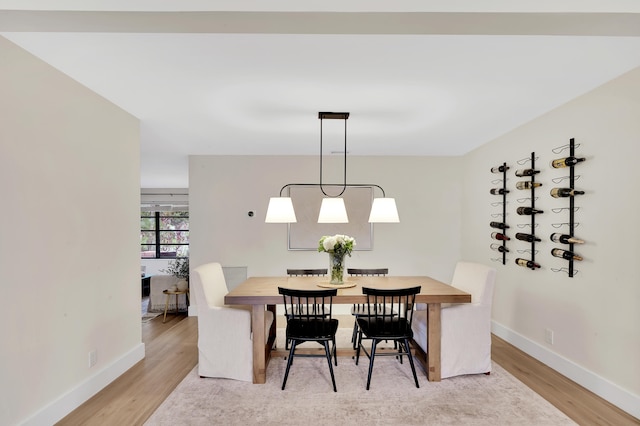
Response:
461,67,640,417
0,37,142,425
189,155,463,284
141,258,172,276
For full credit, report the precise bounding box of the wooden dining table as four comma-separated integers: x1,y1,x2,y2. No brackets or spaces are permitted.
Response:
224,275,471,384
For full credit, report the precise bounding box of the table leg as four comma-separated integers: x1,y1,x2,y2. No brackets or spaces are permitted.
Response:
163,294,170,323
267,304,277,345
426,303,442,381
251,304,266,384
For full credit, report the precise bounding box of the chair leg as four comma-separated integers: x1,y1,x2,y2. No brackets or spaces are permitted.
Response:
323,341,337,392
366,339,379,390
332,336,338,366
285,313,293,351
403,338,420,389
351,318,359,350
282,340,297,390
355,329,363,365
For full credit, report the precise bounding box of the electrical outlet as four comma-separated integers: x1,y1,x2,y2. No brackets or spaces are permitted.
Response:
89,350,97,368
544,329,554,345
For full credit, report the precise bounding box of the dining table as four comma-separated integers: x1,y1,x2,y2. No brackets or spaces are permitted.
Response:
224,275,471,384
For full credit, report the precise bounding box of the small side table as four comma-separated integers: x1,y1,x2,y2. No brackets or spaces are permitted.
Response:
162,289,190,323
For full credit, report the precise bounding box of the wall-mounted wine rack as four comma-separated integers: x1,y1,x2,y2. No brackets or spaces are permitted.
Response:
550,138,584,277
514,152,541,270
490,162,509,265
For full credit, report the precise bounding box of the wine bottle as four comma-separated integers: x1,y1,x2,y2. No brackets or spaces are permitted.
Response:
515,169,540,177
516,181,542,190
551,156,585,168
490,221,509,229
550,188,585,198
491,232,510,241
515,258,540,269
551,248,583,261
516,207,544,215
490,165,509,173
515,232,541,242
490,188,509,195
490,243,509,253
550,233,585,244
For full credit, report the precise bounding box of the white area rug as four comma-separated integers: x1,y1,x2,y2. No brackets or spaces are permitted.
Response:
145,340,576,425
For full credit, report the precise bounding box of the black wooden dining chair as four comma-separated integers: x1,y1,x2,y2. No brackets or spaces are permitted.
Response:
355,286,421,390
348,268,391,350
286,268,328,276
278,287,339,392
284,268,329,350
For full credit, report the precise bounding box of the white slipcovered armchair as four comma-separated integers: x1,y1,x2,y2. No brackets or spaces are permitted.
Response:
412,261,496,379
191,262,274,382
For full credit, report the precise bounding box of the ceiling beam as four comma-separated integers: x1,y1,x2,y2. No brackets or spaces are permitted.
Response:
1,11,640,36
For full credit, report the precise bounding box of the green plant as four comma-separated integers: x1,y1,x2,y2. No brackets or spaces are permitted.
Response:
162,258,189,282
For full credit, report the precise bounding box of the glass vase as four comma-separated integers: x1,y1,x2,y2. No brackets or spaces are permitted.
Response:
329,252,346,284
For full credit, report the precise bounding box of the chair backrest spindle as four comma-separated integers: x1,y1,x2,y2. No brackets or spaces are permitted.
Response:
287,268,328,277
279,287,335,322
348,268,389,310
347,268,388,277
363,286,420,330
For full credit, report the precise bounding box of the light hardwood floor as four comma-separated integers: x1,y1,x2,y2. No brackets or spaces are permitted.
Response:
58,314,638,425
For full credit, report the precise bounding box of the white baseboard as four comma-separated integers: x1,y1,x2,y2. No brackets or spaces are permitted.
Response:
492,321,639,420
21,343,145,426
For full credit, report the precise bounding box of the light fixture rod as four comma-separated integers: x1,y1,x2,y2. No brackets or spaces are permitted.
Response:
319,112,349,198
278,182,386,198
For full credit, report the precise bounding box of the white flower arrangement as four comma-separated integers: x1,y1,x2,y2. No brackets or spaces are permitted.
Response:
318,234,356,258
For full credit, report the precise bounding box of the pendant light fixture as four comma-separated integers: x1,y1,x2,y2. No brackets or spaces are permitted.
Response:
265,112,399,224
317,112,349,223
264,196,297,223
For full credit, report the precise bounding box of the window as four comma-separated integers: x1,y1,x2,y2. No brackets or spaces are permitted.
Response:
141,211,189,258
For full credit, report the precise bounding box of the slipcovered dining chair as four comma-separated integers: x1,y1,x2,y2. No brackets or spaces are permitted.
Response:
411,261,496,379
355,286,421,390
279,287,339,392
348,268,390,349
191,262,274,382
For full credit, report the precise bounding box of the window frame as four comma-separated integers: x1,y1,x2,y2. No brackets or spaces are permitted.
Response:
141,211,189,259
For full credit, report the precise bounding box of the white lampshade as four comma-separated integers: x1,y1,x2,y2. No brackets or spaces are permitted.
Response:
318,198,349,223
368,198,400,223
265,197,297,223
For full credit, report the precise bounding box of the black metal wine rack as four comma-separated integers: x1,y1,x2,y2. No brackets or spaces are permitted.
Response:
490,162,509,265
551,138,582,277
517,152,540,270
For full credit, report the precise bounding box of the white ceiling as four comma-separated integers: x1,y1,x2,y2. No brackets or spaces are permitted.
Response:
2,2,640,188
